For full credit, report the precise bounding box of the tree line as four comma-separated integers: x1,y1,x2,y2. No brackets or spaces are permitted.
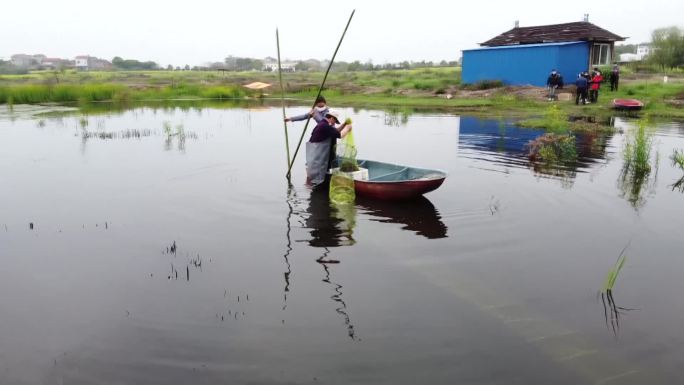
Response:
649,27,684,70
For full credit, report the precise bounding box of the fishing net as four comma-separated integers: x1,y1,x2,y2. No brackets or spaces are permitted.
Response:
329,122,358,205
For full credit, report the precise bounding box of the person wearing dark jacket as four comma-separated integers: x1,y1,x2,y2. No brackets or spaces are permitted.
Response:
575,73,588,105
609,64,620,91
305,110,352,186
546,70,563,100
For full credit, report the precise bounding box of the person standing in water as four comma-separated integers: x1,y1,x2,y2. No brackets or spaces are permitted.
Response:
284,96,329,124
305,110,351,187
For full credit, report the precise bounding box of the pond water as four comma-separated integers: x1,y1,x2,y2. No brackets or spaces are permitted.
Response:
1,103,684,385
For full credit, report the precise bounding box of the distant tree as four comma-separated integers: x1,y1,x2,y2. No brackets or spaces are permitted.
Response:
615,44,637,55
166,64,173,70
184,64,190,71
294,61,310,72
649,26,684,69
347,60,363,71
224,56,264,71
112,56,159,70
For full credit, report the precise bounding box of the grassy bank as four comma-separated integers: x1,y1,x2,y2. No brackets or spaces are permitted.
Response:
1,68,683,124
0,83,245,104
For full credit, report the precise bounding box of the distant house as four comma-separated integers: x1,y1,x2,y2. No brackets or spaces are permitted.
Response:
619,43,651,63
75,55,113,71
42,58,72,69
263,59,296,72
462,19,625,86
636,44,651,59
75,55,90,70
10,54,46,68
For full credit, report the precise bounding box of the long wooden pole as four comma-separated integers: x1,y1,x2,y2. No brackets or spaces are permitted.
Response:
276,28,292,182
286,9,355,179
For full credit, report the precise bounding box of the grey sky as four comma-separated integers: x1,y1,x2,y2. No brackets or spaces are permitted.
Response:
2,0,682,66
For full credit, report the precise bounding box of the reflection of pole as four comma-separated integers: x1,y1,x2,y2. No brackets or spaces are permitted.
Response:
281,186,295,316
276,28,292,183
318,248,358,340
286,10,355,179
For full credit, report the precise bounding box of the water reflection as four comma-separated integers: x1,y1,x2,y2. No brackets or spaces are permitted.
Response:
281,186,296,315
600,290,636,338
458,116,612,185
319,252,358,341
305,187,356,248
357,196,448,239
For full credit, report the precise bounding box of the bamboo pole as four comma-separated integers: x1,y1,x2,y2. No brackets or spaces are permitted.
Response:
286,9,355,179
276,28,292,182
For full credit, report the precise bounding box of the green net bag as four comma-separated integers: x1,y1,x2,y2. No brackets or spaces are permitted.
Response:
329,120,357,205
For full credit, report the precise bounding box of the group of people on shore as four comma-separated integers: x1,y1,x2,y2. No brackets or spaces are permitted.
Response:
546,65,620,105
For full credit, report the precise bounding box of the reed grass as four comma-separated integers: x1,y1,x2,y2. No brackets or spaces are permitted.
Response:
602,246,628,293
623,118,654,175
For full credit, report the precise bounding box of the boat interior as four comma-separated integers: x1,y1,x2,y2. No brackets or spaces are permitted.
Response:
357,159,446,182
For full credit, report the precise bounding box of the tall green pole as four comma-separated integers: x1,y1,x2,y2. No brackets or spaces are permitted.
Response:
286,9,355,179
276,28,292,182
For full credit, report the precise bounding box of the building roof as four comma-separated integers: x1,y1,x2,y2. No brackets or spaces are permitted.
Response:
481,21,625,46
464,41,585,52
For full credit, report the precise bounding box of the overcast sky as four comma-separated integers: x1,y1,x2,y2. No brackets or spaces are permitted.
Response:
2,0,682,66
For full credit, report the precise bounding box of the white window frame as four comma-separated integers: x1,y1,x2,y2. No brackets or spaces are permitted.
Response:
592,43,611,66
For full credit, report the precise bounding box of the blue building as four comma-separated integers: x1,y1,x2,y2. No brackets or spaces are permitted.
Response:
462,20,625,86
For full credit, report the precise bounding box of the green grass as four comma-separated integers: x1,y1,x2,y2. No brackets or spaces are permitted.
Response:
623,118,654,175
0,83,245,104
619,118,657,208
602,247,628,293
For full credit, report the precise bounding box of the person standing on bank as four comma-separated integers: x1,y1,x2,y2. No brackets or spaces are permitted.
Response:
284,96,329,124
575,72,588,105
609,64,620,91
306,110,352,187
589,68,603,103
546,70,563,100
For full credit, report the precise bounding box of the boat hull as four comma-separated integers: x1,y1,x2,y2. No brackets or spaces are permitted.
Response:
613,99,644,110
348,159,446,200
354,178,445,200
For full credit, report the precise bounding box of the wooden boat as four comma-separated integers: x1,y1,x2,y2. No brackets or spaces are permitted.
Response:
347,159,447,200
613,99,644,110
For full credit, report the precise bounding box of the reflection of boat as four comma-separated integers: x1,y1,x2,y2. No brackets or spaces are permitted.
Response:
356,196,448,239
613,99,644,110
352,159,447,200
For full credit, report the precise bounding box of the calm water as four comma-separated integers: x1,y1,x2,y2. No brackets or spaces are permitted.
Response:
1,104,684,385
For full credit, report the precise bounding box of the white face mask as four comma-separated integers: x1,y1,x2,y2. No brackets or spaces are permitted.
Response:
315,106,327,112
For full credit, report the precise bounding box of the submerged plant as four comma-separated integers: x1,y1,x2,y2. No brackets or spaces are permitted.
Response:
162,121,172,137
671,149,684,192
623,119,653,175
526,133,577,163
619,118,657,209
599,243,636,337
